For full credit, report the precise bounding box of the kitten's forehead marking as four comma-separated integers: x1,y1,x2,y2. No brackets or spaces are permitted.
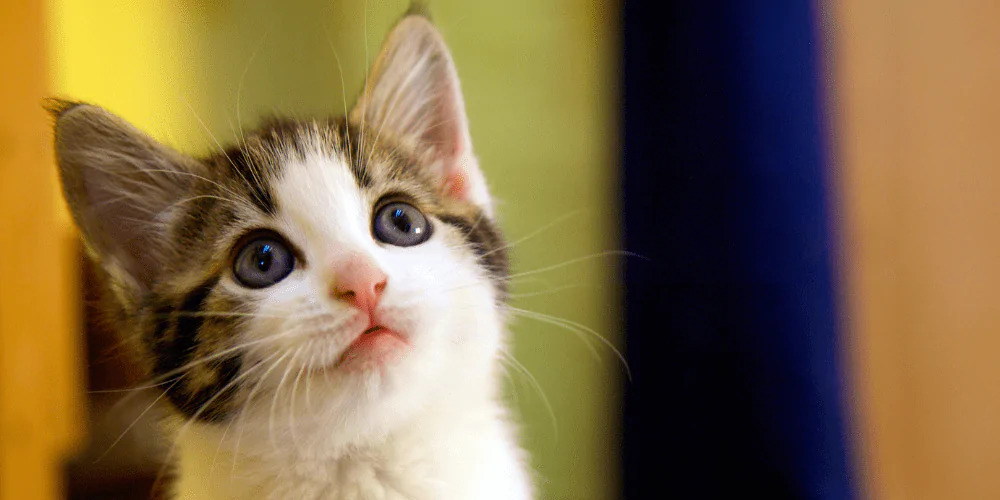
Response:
275,149,380,266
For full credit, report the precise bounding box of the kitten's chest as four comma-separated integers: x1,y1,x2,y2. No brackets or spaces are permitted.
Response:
247,455,445,500
175,427,531,500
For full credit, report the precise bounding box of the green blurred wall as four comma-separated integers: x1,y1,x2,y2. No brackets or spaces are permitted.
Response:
49,1,622,498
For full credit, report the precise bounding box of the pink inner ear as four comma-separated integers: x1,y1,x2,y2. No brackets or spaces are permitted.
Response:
444,169,469,200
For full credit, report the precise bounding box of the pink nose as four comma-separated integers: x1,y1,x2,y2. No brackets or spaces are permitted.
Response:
330,256,388,313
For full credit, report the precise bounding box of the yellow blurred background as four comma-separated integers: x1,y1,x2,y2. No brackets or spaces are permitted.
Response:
3,0,620,498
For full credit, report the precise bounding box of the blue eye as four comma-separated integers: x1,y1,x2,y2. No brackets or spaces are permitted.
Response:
233,236,295,288
373,202,432,247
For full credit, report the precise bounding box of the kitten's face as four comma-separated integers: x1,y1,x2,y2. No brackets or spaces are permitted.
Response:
156,119,506,437
53,16,505,449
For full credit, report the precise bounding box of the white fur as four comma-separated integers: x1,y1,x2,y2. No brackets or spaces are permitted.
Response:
169,146,532,499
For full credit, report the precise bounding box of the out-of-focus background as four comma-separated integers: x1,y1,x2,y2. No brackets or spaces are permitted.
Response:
5,0,1000,499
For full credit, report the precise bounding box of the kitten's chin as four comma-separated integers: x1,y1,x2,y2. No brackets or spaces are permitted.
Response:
335,327,409,372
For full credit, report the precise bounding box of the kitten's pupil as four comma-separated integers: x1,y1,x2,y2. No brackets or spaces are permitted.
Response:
391,209,414,234
256,244,273,272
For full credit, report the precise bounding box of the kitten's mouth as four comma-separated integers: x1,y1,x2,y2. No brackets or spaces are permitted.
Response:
336,324,408,371
363,325,385,335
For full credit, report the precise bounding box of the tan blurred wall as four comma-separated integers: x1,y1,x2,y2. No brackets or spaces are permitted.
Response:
832,1,1000,498
0,1,82,499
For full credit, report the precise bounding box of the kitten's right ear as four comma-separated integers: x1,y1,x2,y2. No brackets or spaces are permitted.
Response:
50,101,198,292
351,15,493,214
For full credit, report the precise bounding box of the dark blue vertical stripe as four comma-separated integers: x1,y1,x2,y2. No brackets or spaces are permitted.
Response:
622,1,853,498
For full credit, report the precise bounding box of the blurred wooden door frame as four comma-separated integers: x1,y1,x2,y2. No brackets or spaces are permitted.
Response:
0,1,83,499
832,1,1000,498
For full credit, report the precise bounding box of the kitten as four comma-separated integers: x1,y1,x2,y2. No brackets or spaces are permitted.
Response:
51,13,533,500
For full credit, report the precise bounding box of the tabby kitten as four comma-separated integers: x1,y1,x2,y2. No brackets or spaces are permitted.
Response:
52,14,533,500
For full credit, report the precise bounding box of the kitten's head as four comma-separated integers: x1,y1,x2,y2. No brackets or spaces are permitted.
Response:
52,16,507,450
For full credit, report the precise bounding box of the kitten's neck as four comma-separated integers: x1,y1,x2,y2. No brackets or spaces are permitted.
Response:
171,371,532,500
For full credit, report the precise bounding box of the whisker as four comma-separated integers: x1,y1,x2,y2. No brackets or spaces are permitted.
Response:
359,0,370,157
510,307,599,361
507,284,587,300
269,346,301,452
177,95,258,205
304,347,314,413
231,349,294,482
236,29,272,150
93,315,355,444
152,310,286,320
153,352,277,497
498,356,521,411
479,209,584,259
89,325,308,395
89,378,176,395
158,194,240,216
210,398,239,481
288,340,311,451
505,250,648,282
424,273,556,300
507,306,632,380
74,149,244,201
500,352,558,442
226,116,241,150
92,379,180,463
321,24,353,157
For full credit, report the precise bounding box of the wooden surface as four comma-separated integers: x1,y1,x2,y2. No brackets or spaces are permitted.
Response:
831,1,1000,498
0,1,83,499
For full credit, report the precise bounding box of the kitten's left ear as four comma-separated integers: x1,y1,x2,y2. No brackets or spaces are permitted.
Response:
49,101,199,294
351,15,492,214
